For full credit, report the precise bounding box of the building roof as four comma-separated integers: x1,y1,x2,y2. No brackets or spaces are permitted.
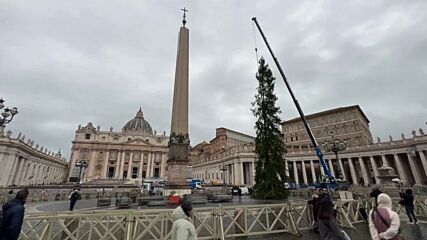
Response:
122,108,153,135
282,105,370,124
216,127,255,140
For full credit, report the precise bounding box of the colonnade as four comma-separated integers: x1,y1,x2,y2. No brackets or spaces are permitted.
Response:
193,160,255,186
288,150,427,186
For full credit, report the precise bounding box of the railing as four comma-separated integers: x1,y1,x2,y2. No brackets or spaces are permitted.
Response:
19,198,427,240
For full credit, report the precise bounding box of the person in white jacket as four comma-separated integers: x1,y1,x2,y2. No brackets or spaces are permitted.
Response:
171,200,197,240
368,193,401,240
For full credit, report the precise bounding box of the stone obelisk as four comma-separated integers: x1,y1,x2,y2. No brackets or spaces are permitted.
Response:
166,9,191,195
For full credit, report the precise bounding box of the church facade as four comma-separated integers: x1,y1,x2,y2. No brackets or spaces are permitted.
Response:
68,109,169,183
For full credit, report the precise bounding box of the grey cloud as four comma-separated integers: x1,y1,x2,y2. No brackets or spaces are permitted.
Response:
1,0,426,158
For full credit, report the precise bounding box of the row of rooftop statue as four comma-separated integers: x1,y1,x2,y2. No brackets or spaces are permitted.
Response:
307,187,417,240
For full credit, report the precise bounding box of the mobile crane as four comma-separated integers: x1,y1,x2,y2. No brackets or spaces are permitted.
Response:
252,17,338,189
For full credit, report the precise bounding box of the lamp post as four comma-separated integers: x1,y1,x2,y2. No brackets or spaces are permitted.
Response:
75,160,88,184
322,132,348,180
0,98,18,134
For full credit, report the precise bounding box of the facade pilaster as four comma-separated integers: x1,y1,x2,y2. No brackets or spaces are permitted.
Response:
348,158,359,185
102,150,110,178
127,151,134,179
119,151,126,179
160,152,167,178
369,156,380,184
139,153,144,179
393,154,408,184
358,157,369,186
407,153,422,185
114,151,120,178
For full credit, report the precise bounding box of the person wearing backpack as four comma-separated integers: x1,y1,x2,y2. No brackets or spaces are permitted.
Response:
369,193,401,240
0,189,29,240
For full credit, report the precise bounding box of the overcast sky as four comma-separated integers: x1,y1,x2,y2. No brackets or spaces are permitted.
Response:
1,0,426,158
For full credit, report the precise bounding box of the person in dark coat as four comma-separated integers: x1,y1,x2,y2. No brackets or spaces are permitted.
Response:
370,188,382,206
317,197,349,240
308,192,320,232
401,189,417,224
0,189,29,240
69,189,80,211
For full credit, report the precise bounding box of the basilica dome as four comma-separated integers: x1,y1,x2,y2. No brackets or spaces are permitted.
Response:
122,108,153,135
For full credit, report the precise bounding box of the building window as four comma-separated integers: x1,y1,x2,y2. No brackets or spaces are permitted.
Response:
132,167,138,179
114,137,119,141
85,134,91,140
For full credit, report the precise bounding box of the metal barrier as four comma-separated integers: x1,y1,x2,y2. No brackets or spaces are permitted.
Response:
19,197,427,240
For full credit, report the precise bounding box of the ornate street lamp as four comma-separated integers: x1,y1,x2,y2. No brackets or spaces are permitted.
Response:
75,159,88,184
322,132,348,179
0,98,18,127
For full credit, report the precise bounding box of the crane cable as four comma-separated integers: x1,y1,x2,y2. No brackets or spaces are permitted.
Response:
252,21,259,65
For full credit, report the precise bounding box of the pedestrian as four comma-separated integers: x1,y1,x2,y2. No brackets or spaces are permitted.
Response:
370,187,382,206
400,189,418,224
237,187,242,201
317,196,349,240
69,189,80,211
308,191,320,232
369,193,401,240
171,200,197,240
0,189,29,240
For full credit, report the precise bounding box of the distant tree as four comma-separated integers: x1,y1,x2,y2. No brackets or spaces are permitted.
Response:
251,57,289,199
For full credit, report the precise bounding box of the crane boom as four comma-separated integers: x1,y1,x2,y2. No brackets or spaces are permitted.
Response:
251,17,334,185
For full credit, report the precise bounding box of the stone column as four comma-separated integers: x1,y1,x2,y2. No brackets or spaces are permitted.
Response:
102,150,110,178
393,154,408,184
369,156,380,184
302,161,308,184
4,154,18,186
87,151,97,178
293,161,299,186
119,151,125,179
127,151,134,179
239,161,244,185
407,153,422,185
18,159,28,185
233,162,239,185
310,160,316,183
146,152,152,178
161,152,167,178
328,159,335,177
319,161,325,176
381,155,389,167
115,151,121,178
139,153,144,179
348,158,359,185
12,157,24,185
358,157,369,186
338,158,347,180
419,151,427,178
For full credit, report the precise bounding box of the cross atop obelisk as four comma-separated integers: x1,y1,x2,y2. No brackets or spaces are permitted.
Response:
181,7,188,26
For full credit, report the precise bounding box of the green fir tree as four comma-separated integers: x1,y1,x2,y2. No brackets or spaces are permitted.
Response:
251,57,289,199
